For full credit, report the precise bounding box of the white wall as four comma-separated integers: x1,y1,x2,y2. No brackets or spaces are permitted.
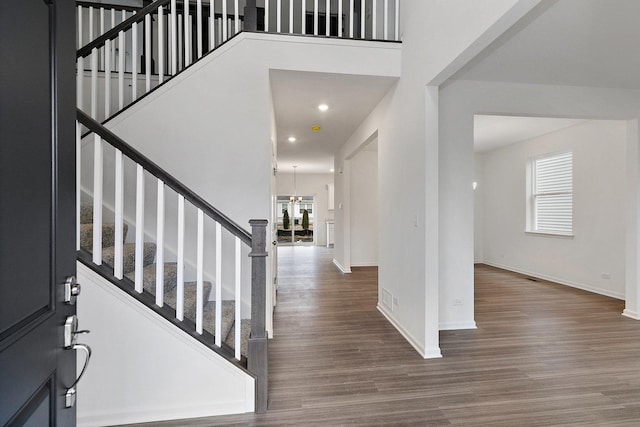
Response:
479,120,627,299
350,147,378,266
474,153,484,263
276,172,334,246
76,263,254,426
439,79,640,328
333,0,531,358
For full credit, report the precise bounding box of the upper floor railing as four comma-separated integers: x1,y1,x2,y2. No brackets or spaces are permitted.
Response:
76,0,401,122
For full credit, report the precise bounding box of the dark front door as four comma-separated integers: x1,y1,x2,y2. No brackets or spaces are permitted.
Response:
0,0,77,425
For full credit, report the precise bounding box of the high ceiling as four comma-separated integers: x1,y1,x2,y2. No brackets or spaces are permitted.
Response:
454,0,640,152
270,70,397,174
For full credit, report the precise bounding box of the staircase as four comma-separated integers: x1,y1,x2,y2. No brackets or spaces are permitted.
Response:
78,201,250,357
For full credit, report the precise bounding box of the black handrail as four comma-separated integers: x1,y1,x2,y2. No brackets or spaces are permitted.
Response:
77,109,252,245
78,0,171,58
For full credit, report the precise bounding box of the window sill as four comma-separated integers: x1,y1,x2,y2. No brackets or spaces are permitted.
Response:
525,230,574,239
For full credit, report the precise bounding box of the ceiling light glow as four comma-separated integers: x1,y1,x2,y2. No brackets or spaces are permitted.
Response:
288,136,296,142
318,104,329,112
330,168,335,172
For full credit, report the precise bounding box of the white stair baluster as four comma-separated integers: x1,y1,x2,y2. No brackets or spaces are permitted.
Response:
361,0,365,38
383,0,388,40
178,16,183,70
313,0,318,35
349,0,354,38
234,0,239,34
132,22,138,101
184,0,190,66
92,134,103,265
100,8,105,69
215,222,222,346
197,0,203,59
158,5,164,83
289,0,293,34
301,0,305,35
171,0,177,75
145,14,151,92
177,195,185,320
265,0,269,32
90,48,98,119
222,0,227,41
89,6,94,45
395,0,399,41
196,210,204,334
234,236,241,360
114,149,124,279
111,8,116,68
209,0,215,49
339,0,343,37
325,0,329,36
276,0,281,33
118,11,125,109
134,164,145,293
77,5,83,112
156,180,165,306
104,38,111,118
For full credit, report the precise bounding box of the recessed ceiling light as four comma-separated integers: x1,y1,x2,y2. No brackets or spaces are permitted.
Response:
330,168,335,172
288,136,296,142
318,104,329,112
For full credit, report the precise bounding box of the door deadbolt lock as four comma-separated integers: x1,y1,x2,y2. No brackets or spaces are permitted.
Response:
64,276,81,305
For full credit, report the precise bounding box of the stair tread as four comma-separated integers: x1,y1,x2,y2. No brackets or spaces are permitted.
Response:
225,319,250,358
203,300,236,343
102,242,156,274
80,222,128,251
124,262,177,293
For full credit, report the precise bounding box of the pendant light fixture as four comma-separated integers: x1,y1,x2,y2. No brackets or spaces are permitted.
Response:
290,166,303,204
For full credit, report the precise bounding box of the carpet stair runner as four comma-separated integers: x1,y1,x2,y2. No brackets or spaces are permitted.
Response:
80,202,249,357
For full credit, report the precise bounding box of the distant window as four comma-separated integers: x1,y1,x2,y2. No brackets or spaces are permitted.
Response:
528,152,573,235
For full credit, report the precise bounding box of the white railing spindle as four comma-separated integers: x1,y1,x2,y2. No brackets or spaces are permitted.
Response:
89,6,94,47
114,149,124,279
209,0,215,49
92,135,103,265
156,180,165,306
158,5,164,83
325,0,330,36
145,14,151,92
383,0,388,40
338,0,343,37
215,222,222,346
276,0,281,33
134,164,145,293
100,8,105,68
171,0,177,75
90,48,97,119
222,0,228,40
104,38,111,118
301,0,305,35
184,0,191,66
289,0,293,34
234,236,241,360
132,21,138,101
77,6,84,111
361,0,365,39
197,0,203,59
177,195,185,320
265,0,269,32
349,0,354,38
196,209,204,334
234,0,239,34
395,0,399,41
118,11,125,109
313,0,318,35
372,0,377,39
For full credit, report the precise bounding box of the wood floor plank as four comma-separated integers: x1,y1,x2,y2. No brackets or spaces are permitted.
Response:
118,250,640,426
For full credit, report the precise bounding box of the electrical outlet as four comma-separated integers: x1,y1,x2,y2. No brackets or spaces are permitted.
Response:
601,273,611,280
382,289,393,310
453,299,463,307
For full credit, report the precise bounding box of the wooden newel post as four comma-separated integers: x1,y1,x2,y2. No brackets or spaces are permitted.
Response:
244,0,258,31
248,219,268,412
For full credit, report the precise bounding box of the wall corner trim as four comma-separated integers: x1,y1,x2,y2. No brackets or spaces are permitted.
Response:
332,258,352,273
376,304,442,359
622,309,640,320
439,321,477,331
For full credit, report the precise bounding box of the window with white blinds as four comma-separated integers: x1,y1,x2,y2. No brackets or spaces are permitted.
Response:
531,152,573,235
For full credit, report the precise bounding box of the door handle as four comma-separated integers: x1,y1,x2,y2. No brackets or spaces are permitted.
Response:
64,315,92,408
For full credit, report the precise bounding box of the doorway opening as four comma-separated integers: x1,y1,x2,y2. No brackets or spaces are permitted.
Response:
276,196,316,245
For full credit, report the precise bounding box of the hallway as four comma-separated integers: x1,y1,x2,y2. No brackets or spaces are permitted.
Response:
129,250,640,426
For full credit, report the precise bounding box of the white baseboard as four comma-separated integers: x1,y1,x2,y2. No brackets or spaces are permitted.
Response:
377,304,442,359
439,321,477,331
622,309,640,320
482,261,625,300
350,262,378,268
333,258,352,273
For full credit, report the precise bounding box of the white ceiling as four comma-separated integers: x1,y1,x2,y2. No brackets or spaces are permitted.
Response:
453,0,640,89
458,0,640,152
270,70,397,174
474,115,586,153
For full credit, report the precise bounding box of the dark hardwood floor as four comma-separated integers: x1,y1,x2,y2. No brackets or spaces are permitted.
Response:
123,248,640,426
